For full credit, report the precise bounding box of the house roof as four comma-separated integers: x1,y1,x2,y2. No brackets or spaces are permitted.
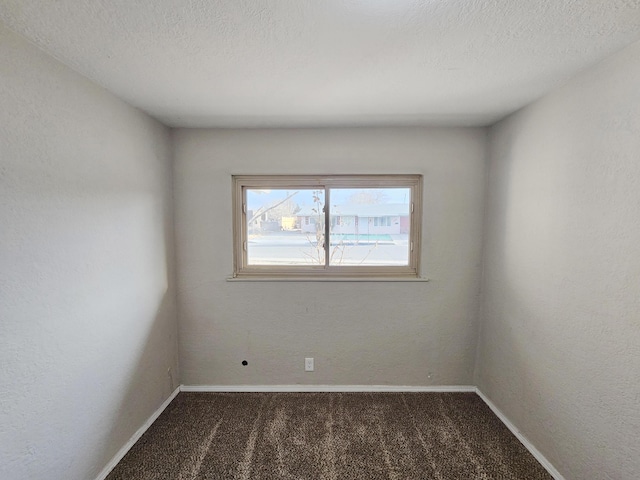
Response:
297,203,409,217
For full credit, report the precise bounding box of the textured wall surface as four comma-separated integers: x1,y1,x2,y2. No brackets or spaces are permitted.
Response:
173,127,487,386
476,40,640,479
0,25,179,480
1,1,639,127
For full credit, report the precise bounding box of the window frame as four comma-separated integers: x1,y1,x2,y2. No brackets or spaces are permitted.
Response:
232,174,422,279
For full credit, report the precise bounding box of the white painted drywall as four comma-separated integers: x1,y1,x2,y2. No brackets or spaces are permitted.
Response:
173,127,487,386
476,40,640,479
0,25,178,480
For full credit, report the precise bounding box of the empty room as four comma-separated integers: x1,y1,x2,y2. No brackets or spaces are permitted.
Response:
1,1,639,479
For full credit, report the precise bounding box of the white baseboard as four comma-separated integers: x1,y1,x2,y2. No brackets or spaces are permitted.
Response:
180,384,476,392
94,386,180,480
475,389,565,480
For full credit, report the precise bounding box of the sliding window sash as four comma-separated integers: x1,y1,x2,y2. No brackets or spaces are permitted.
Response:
232,175,422,278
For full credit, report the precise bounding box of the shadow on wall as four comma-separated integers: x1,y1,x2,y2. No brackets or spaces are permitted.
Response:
1,155,178,480
93,289,178,480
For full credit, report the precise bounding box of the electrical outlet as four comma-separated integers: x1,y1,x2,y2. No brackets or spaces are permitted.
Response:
305,357,314,372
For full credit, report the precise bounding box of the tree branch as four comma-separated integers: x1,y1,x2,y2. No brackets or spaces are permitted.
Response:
247,191,299,225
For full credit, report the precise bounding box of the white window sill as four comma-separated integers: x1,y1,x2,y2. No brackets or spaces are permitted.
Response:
226,276,430,282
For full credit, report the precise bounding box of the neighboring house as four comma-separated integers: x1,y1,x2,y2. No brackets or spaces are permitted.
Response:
297,203,410,235
246,209,281,232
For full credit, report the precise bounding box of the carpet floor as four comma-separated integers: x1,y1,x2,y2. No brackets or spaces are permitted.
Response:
106,392,553,479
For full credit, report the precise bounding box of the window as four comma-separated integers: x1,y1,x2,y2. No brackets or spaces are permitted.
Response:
232,175,422,278
373,217,392,227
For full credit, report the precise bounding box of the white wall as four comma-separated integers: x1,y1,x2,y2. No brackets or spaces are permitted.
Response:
476,40,640,479
173,127,487,386
0,25,178,480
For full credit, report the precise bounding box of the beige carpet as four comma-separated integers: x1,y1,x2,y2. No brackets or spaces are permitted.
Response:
106,392,552,479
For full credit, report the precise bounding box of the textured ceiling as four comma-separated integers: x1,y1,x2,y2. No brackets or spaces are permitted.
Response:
1,0,639,127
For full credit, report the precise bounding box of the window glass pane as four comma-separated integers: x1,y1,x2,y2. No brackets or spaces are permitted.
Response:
246,189,325,265
328,188,410,266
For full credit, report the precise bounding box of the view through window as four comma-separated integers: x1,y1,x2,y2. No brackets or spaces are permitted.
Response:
233,175,422,278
